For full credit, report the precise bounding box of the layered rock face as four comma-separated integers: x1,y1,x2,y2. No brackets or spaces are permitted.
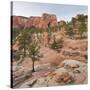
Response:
60,38,88,63
26,13,58,29
12,16,28,29
12,13,58,29
12,14,88,34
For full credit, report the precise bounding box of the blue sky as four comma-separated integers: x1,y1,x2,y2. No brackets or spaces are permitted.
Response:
12,1,88,21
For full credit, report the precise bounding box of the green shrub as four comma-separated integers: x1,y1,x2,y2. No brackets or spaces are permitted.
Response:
50,36,63,52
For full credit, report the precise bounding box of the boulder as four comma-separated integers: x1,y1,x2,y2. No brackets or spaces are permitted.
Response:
59,59,87,84
59,59,86,69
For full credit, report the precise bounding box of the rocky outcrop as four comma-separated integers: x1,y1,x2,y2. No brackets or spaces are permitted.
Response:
12,13,58,29
25,13,58,29
12,65,32,87
12,16,28,29
59,38,88,63
59,60,87,84
16,60,87,88
12,14,88,33
33,60,87,87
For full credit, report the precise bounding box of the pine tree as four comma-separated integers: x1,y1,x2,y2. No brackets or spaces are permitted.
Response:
17,29,31,58
79,22,86,38
50,35,63,52
27,42,40,72
66,22,74,39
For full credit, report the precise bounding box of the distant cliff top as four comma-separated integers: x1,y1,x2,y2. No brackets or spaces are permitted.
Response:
11,13,88,29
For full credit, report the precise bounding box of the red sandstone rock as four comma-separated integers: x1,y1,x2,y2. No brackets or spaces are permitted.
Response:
25,13,58,29
12,13,58,29
12,16,28,29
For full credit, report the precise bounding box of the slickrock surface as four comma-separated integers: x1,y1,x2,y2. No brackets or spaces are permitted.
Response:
13,59,87,88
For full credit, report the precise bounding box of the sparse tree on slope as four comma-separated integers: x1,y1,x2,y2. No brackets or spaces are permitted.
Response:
17,29,31,58
28,42,40,72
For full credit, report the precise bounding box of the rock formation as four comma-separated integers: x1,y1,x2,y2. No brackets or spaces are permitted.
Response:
72,14,88,34
25,13,58,29
12,13,58,29
13,59,87,88
12,16,28,29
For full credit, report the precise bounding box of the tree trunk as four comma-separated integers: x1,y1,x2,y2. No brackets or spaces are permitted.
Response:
32,57,35,72
23,39,26,58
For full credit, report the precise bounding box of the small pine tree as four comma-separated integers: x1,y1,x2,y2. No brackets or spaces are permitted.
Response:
67,26,74,39
27,42,40,72
79,22,86,38
50,35,63,52
65,21,74,39
17,29,32,58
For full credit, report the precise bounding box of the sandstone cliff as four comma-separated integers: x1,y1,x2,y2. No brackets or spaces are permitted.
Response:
12,13,58,29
